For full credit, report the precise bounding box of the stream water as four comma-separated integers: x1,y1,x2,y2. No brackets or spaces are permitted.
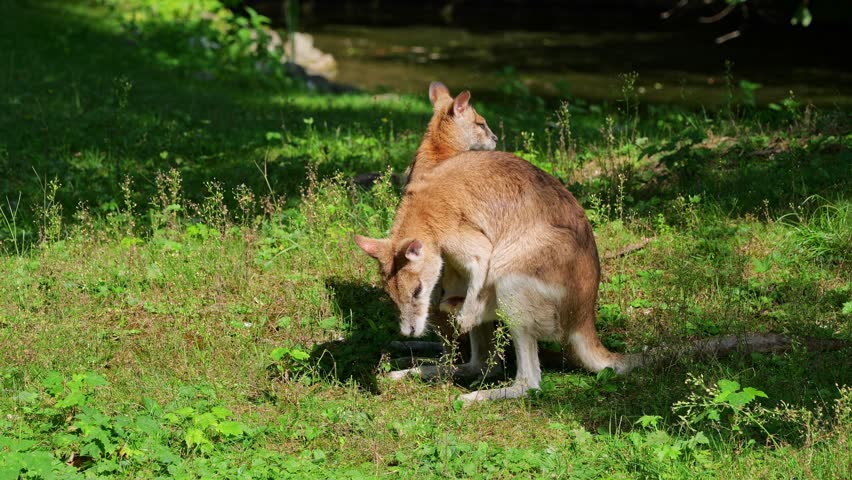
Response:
310,24,852,107
269,3,852,107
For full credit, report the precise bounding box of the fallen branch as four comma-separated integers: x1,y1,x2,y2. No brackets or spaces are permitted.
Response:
699,3,736,24
603,237,654,261
660,0,689,20
687,333,846,356
715,29,742,44
389,333,849,374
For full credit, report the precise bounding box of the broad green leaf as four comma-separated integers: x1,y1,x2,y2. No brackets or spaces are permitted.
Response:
12,451,70,478
142,397,162,415
714,379,740,402
654,443,682,461
211,406,232,419
172,406,195,418
728,387,767,410
288,348,310,361
184,428,208,449
80,441,103,459
0,436,37,452
645,429,671,447
742,387,768,399
717,379,740,393
572,428,592,445
83,373,108,388
41,371,65,396
726,391,754,410
270,347,288,361
216,421,246,437
0,465,21,479
56,390,86,409
193,412,218,430
94,458,120,474
691,431,710,445
637,415,661,429
134,415,160,436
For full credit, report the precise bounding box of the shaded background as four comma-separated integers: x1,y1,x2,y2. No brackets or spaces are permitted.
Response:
246,0,852,105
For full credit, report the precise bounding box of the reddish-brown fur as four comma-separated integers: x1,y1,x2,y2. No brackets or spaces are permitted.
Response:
401,82,498,363
356,151,631,401
405,82,497,184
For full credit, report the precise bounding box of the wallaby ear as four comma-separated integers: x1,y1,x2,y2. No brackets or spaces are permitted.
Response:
453,90,471,116
429,82,451,106
404,239,424,261
354,235,388,259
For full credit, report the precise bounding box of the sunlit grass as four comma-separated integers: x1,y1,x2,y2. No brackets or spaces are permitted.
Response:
0,0,849,478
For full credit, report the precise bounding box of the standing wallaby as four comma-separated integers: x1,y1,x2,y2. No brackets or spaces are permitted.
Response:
355,151,642,402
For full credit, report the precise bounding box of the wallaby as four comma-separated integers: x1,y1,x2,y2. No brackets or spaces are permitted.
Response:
357,84,846,400
355,151,639,401
405,82,498,184
392,82,500,379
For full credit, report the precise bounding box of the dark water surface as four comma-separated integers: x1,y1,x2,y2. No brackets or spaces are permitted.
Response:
259,2,852,106
316,28,852,107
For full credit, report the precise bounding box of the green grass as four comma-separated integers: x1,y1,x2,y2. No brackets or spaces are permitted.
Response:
1,1,851,478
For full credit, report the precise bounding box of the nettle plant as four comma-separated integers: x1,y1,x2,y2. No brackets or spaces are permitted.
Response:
3,372,253,478
672,374,773,447
625,375,775,465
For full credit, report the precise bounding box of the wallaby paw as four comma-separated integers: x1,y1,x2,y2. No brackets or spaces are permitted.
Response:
458,384,530,403
455,312,479,335
387,365,443,382
387,368,418,381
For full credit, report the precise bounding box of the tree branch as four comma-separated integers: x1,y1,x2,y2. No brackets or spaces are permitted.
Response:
660,0,689,20
699,3,736,24
603,237,654,261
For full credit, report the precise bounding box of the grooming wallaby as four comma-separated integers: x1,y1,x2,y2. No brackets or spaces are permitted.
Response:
393,82,500,377
355,150,639,401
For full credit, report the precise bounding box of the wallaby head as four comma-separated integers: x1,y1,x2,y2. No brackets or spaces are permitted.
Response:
425,82,498,154
353,235,443,337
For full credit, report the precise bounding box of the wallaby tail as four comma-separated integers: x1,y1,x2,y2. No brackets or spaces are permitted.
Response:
567,322,633,374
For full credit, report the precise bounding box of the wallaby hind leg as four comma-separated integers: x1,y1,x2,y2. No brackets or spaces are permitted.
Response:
453,321,502,381
459,326,539,402
458,274,564,402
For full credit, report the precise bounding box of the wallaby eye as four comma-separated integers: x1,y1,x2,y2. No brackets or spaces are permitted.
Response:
412,282,423,299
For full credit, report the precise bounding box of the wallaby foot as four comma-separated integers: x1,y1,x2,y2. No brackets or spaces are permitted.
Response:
458,382,530,403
